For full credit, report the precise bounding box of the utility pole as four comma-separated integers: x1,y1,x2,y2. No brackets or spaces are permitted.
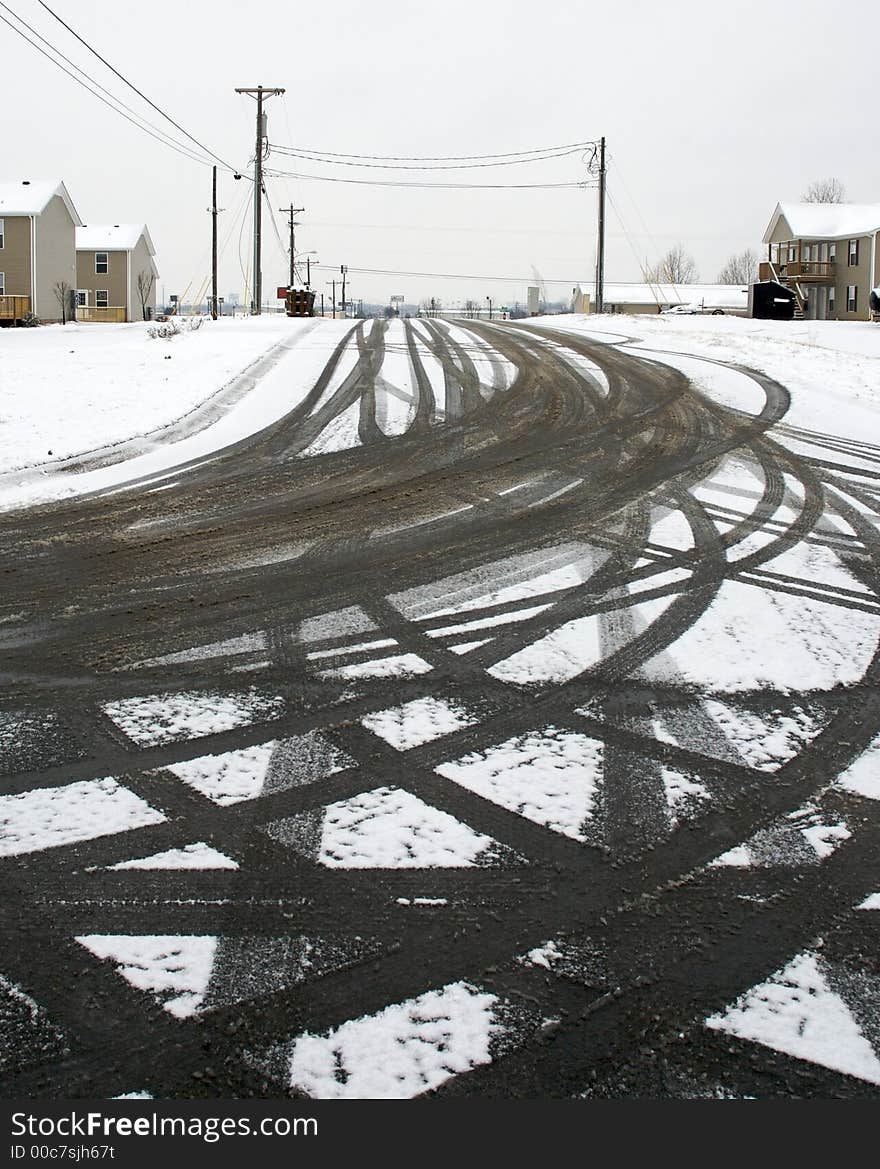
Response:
320,292,325,317
328,279,336,319
596,135,606,315
280,204,305,288
340,265,348,317
235,85,285,314
210,166,218,320
306,256,313,290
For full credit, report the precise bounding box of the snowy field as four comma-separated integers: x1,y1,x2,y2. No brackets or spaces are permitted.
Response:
529,313,880,447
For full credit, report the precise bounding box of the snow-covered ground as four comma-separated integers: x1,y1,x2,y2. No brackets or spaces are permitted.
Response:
0,316,352,510
529,313,880,446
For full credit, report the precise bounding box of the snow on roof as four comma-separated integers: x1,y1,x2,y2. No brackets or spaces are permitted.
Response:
0,179,81,223
764,202,880,243
573,282,748,308
76,224,154,253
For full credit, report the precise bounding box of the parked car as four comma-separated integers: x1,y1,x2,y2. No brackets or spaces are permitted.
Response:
660,303,726,316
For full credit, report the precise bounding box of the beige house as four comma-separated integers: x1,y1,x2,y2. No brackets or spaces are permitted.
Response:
75,224,158,322
760,202,880,321
0,179,81,324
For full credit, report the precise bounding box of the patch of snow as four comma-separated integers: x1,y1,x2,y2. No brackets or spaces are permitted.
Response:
361,696,477,751
283,980,501,1098
103,689,285,746
436,728,602,841
108,842,238,870
706,952,880,1086
0,778,164,856
77,935,217,1019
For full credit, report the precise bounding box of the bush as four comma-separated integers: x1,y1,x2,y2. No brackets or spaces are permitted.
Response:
147,316,203,340
21,311,41,327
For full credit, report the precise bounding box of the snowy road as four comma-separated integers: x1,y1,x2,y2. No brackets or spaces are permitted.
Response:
2,317,880,1098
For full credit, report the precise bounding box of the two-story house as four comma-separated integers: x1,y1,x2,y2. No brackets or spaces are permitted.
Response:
75,224,158,322
760,202,880,321
0,179,81,325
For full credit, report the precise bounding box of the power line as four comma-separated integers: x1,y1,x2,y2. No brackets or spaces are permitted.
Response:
267,144,590,171
311,262,585,286
264,168,595,191
34,0,240,174
267,139,598,162
0,7,215,169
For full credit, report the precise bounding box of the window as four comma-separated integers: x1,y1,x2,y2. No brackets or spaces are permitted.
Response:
95,290,109,309
828,287,836,314
788,244,797,262
95,252,108,275
829,243,836,263
846,285,857,312
819,243,828,261
0,218,4,249
76,290,88,308
848,239,859,266
803,244,813,262
0,272,5,295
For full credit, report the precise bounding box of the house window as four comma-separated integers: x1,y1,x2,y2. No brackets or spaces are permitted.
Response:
803,244,813,262
828,287,836,314
788,244,797,262
829,243,836,263
76,290,88,308
848,239,859,266
96,290,109,309
0,272,5,295
819,243,828,261
846,285,857,312
0,219,4,249
95,252,108,275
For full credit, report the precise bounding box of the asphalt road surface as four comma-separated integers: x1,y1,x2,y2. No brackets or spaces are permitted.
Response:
1,318,879,1099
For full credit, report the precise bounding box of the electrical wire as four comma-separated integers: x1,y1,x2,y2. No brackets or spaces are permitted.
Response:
268,139,597,162
263,168,595,190
310,262,583,285
34,0,241,174
0,7,217,169
267,144,590,171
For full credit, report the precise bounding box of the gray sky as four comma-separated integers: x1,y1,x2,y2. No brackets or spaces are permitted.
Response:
2,0,877,309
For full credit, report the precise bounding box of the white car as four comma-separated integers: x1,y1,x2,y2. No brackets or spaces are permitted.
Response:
660,303,727,316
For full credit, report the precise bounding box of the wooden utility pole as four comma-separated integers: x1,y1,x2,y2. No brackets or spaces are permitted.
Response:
596,136,606,315
340,265,347,316
306,256,313,290
280,204,305,288
211,166,218,320
234,85,285,314
328,279,337,319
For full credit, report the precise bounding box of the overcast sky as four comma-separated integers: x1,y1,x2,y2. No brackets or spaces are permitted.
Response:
2,0,877,309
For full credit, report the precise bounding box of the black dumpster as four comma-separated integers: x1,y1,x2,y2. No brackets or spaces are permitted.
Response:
749,280,797,320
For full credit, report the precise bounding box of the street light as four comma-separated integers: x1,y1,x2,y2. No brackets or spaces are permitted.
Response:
486,295,493,320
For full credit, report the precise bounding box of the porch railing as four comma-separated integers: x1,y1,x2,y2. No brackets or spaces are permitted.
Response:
76,306,126,323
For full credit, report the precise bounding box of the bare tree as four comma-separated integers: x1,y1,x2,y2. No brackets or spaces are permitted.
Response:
53,280,72,324
136,270,156,321
802,177,846,203
463,299,480,318
717,248,758,285
645,243,699,285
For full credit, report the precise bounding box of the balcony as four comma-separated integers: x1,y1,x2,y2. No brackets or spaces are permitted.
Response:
759,260,835,283
0,294,31,322
76,305,126,323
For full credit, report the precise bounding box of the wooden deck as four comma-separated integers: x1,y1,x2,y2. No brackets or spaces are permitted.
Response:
0,295,31,322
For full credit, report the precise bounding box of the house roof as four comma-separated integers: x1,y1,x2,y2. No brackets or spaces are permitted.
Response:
763,201,880,243
76,224,155,254
573,282,748,308
0,179,82,224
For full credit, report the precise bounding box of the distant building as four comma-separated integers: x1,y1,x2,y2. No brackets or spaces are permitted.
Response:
570,282,748,316
75,224,158,322
760,202,880,321
0,178,81,324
